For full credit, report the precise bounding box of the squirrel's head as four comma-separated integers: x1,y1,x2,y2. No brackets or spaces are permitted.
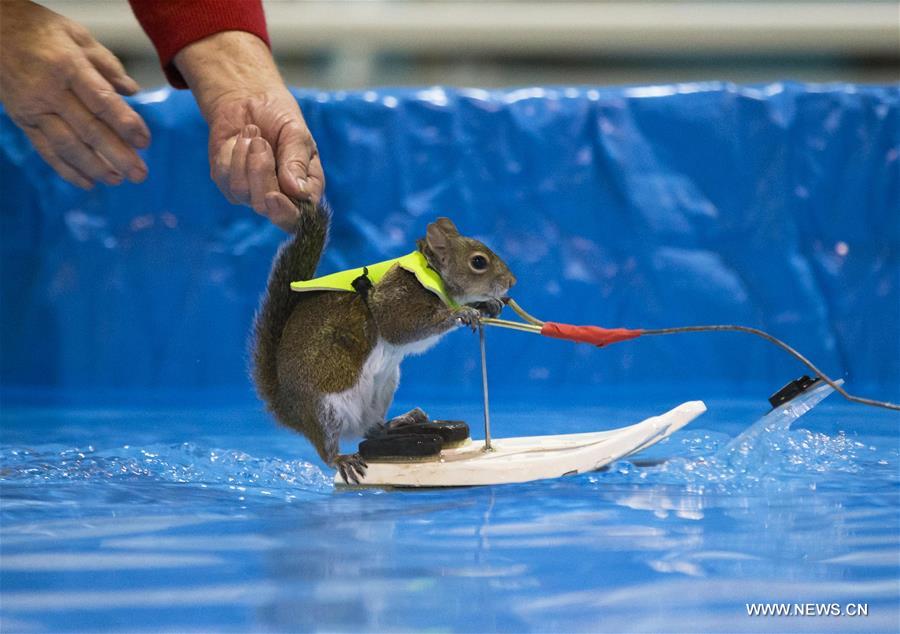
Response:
417,217,517,304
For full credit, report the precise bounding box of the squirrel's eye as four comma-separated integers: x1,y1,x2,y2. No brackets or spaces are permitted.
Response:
469,254,489,272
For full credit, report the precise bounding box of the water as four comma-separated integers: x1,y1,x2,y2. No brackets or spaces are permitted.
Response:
1,387,898,633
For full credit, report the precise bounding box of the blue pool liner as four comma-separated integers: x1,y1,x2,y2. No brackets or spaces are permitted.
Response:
1,83,897,397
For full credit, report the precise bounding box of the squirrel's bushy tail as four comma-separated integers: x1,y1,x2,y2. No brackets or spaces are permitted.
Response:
252,200,330,404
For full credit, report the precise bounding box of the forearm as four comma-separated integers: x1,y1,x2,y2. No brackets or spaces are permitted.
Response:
174,30,283,120
371,291,466,344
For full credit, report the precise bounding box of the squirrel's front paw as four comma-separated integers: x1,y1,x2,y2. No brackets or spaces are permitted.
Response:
473,299,503,319
455,306,482,332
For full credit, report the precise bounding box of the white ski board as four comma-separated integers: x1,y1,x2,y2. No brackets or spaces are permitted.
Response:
336,400,706,488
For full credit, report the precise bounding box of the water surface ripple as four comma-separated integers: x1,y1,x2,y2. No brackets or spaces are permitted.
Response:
1,391,898,633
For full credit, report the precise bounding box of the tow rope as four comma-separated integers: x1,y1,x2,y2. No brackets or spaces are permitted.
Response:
482,299,900,412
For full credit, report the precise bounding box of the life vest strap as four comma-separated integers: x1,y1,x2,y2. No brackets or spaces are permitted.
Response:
290,251,459,308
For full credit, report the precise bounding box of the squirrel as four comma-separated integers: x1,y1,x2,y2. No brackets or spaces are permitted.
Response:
252,201,517,483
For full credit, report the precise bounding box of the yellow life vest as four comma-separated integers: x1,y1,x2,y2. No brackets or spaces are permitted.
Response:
290,250,460,308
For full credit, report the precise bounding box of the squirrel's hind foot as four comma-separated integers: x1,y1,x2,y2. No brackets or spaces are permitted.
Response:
387,407,429,429
335,453,368,485
364,407,430,439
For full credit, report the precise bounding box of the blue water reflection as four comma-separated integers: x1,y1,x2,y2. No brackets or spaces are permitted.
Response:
1,392,898,632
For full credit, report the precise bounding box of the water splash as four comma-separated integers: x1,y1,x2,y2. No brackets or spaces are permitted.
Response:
0,442,333,498
598,381,882,491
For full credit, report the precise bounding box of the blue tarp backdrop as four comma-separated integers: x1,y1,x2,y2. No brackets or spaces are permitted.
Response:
1,83,898,398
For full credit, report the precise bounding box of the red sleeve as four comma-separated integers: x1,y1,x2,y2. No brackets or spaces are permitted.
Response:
128,0,270,89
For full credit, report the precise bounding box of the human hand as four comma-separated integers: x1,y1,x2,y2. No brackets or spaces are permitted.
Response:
175,32,324,231
0,0,150,189
206,91,324,231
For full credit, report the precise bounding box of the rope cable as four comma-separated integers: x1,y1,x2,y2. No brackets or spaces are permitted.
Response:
640,325,899,411
481,312,900,412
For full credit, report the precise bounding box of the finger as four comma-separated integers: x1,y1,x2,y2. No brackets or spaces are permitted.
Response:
264,192,301,232
23,126,94,190
59,90,146,182
247,136,278,213
305,151,325,204
228,130,255,205
69,62,150,149
212,135,240,203
274,119,315,200
36,114,124,185
84,42,140,96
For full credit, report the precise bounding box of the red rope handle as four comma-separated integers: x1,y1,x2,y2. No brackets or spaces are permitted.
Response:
540,322,644,348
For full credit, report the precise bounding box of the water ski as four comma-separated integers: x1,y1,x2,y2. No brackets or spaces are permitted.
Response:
335,400,706,488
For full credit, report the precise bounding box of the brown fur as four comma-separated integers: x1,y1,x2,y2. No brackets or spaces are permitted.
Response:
251,205,516,469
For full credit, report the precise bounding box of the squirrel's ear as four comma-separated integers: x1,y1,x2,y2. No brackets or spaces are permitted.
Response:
434,217,459,236
425,221,451,263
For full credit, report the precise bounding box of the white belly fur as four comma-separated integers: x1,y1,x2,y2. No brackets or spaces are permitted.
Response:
321,333,445,438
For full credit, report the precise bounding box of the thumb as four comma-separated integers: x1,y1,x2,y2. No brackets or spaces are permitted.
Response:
275,119,315,201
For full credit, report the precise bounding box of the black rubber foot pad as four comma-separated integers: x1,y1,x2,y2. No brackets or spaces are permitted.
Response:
359,433,443,461
388,420,470,444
